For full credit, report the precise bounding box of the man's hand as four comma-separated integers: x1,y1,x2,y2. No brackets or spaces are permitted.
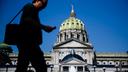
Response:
46,26,56,33
41,24,56,32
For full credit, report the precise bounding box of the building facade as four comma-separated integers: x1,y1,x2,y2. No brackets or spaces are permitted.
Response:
0,6,128,72
51,6,94,72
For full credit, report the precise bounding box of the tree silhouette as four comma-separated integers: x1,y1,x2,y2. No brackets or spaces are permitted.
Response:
0,43,13,66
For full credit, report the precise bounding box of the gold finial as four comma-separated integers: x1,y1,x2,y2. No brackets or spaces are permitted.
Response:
71,4,74,13
70,4,76,17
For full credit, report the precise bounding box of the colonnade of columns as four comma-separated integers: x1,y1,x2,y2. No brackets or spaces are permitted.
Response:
57,30,88,44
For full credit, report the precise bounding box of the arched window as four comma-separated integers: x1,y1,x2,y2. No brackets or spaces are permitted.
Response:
66,35,68,39
77,34,80,40
109,62,112,65
59,59,61,62
103,62,106,65
71,33,74,38
64,32,66,40
83,36,85,41
60,34,62,41
103,61,107,65
84,59,87,62
97,62,99,65
122,62,125,65
115,62,119,65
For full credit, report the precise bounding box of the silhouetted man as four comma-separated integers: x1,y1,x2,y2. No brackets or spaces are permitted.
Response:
15,0,56,72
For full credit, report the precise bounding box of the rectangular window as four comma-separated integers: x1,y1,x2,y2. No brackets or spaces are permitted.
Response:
77,66,83,72
63,66,69,72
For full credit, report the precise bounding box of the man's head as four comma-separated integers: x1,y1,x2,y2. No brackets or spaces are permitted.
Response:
33,0,48,10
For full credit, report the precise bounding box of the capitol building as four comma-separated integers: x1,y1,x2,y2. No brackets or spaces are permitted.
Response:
0,6,128,72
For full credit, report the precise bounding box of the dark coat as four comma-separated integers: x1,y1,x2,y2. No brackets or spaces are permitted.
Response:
19,3,42,44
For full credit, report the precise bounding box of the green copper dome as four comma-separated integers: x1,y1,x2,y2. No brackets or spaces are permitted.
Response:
60,17,84,31
60,5,84,31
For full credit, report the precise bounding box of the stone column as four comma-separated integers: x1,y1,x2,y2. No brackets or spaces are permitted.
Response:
59,64,61,72
83,65,85,72
80,34,83,42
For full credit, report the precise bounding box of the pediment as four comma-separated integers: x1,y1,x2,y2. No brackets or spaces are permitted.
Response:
61,58,85,64
67,59,82,64
59,40,87,48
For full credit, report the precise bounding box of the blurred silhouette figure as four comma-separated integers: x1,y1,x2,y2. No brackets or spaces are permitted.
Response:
15,0,56,72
